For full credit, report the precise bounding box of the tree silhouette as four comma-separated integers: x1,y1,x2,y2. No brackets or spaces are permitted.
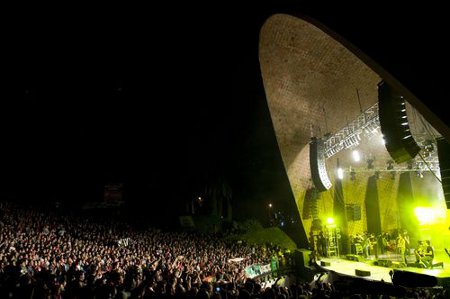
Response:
203,175,232,220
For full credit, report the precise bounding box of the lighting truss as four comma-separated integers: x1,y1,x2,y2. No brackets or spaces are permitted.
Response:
323,103,380,159
321,101,441,176
343,161,440,174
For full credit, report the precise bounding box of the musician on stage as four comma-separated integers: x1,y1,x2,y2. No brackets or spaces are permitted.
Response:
422,240,434,268
378,232,389,255
350,233,364,255
396,231,408,264
317,231,328,257
363,233,377,259
414,240,427,268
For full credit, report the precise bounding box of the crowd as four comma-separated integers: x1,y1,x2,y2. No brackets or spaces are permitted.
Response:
0,202,289,298
0,202,448,298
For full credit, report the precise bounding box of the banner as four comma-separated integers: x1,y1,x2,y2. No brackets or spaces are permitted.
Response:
244,263,272,278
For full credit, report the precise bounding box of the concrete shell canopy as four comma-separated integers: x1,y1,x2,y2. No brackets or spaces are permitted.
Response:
259,14,449,243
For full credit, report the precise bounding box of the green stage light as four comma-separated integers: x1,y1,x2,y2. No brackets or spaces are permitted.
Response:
414,207,446,226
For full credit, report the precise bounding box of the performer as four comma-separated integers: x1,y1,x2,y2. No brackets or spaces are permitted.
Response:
396,231,408,264
363,234,377,259
422,240,434,268
403,230,411,257
414,240,427,268
378,232,389,255
317,231,327,257
352,233,364,255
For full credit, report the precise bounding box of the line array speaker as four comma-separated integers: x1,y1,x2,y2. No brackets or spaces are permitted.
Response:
378,81,420,163
346,204,361,221
310,137,332,192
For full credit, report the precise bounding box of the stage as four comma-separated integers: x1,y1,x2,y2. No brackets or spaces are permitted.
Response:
314,249,450,289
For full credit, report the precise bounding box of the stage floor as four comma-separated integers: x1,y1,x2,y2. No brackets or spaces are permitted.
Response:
315,249,450,287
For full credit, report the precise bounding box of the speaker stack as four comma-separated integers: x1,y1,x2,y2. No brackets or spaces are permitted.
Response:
346,204,361,221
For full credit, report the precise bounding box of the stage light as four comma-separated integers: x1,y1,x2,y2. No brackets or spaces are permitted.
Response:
407,160,414,170
352,150,361,162
414,207,446,225
326,217,335,225
386,160,394,170
416,162,427,178
424,139,434,153
323,103,380,159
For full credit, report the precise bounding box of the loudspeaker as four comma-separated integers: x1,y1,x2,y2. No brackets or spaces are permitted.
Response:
437,137,450,209
303,188,319,219
355,269,371,276
320,261,331,266
375,259,392,267
310,137,332,192
378,81,420,163
346,205,361,221
346,254,361,262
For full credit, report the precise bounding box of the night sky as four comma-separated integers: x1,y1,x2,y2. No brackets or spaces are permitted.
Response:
2,2,449,227
2,3,290,226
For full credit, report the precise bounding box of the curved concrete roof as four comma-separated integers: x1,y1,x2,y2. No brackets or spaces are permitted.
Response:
259,14,448,238
260,14,381,168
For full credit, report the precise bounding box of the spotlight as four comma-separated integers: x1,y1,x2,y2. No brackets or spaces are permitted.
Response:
407,160,414,170
352,150,361,162
424,139,434,153
386,160,394,170
417,162,424,171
